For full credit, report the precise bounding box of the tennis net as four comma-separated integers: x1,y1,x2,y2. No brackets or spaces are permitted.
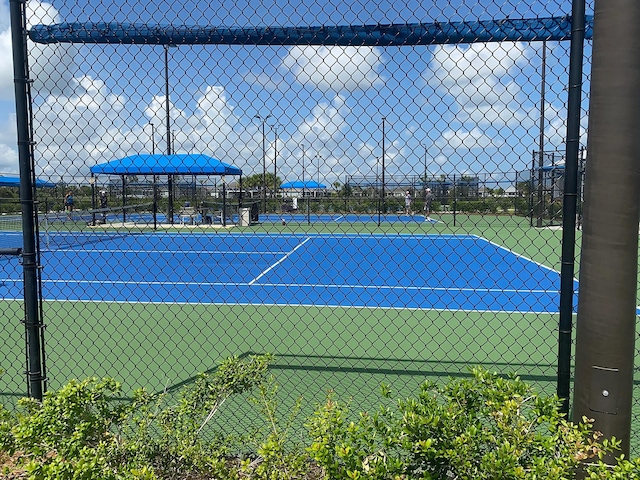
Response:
0,203,153,251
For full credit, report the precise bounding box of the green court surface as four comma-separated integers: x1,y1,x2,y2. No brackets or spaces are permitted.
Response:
3,213,640,453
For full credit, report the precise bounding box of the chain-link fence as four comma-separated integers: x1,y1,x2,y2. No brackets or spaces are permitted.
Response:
9,0,638,456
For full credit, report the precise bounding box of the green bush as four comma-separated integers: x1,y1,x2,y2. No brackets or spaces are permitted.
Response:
307,367,630,479
0,354,281,480
3,362,640,479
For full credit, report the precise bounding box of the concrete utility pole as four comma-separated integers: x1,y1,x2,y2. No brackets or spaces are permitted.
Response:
573,0,640,460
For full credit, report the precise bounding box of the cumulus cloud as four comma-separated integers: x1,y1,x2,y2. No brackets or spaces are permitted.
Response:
0,1,77,100
426,42,531,126
272,95,352,181
0,112,18,172
26,1,78,97
0,27,13,101
282,46,386,93
34,75,129,178
423,42,554,171
0,0,77,171
436,127,497,151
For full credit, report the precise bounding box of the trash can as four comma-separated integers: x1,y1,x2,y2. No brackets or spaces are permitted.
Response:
239,207,251,226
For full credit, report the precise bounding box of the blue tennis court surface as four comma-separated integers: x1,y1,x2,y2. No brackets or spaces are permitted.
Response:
0,233,572,313
262,213,437,224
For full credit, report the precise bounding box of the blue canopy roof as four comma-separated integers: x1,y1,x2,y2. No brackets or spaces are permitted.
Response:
90,154,242,176
280,180,327,189
540,164,565,171
0,176,55,188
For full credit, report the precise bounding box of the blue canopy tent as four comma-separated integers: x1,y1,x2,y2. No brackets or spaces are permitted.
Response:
0,176,55,188
279,180,327,223
280,180,326,189
90,154,242,226
90,154,242,176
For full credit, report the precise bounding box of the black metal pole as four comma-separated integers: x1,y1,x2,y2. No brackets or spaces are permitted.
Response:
149,122,155,154
377,157,381,227
91,173,96,226
273,125,278,199
10,0,44,400
557,0,586,417
381,117,386,216
262,120,266,213
536,155,544,227
537,41,547,229
222,177,226,227
165,45,174,225
153,175,157,230
302,145,309,225
255,114,271,214
423,144,427,209
453,173,457,227
121,176,126,223
530,151,535,227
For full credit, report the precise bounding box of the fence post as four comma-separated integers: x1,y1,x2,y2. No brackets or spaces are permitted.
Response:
10,0,45,400
556,0,586,417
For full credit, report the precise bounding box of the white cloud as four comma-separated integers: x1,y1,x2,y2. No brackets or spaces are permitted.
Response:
426,42,531,127
0,112,18,172
0,28,13,100
0,1,9,31
436,127,496,151
282,46,386,93
34,76,131,179
0,1,77,101
272,95,352,181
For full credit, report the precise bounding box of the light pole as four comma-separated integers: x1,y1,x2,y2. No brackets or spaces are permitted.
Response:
316,154,321,198
255,114,272,213
149,121,157,228
149,122,155,154
536,40,547,228
422,144,427,182
221,175,226,227
423,143,428,204
377,155,381,226
381,117,386,216
272,124,280,199
164,44,175,224
164,46,171,156
302,144,309,224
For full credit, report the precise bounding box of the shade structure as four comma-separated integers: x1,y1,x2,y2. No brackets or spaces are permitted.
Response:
280,180,326,189
540,163,565,171
0,176,55,188
90,154,242,176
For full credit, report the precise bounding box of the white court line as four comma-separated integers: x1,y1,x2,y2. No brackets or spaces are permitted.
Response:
48,249,281,255
248,236,312,285
470,234,568,276
0,277,558,294
36,298,563,314
333,215,344,222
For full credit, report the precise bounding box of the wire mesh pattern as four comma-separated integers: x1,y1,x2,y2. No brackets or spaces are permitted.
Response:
10,0,636,455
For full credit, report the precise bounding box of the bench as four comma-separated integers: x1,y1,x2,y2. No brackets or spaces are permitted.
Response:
179,206,197,225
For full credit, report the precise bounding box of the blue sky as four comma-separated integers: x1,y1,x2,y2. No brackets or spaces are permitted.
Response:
0,0,592,185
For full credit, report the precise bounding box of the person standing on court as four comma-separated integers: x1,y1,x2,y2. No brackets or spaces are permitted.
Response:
99,190,108,221
424,188,433,216
405,190,412,215
64,191,74,212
